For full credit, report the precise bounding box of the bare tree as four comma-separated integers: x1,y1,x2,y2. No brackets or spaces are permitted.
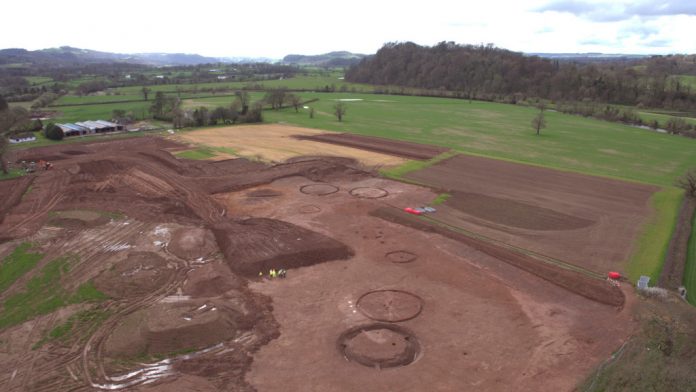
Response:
0,106,30,174
235,91,250,114
287,93,302,112
677,169,696,198
334,102,347,122
531,102,546,136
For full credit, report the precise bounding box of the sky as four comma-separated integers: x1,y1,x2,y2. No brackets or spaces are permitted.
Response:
2,0,695,58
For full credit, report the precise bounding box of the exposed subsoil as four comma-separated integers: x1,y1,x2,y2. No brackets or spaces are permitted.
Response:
0,136,642,391
405,154,658,274
371,206,624,307
0,136,371,391
293,133,449,160
338,323,421,368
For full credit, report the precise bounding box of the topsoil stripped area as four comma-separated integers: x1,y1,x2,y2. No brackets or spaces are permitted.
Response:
293,132,449,160
176,124,407,167
0,135,637,391
405,154,658,274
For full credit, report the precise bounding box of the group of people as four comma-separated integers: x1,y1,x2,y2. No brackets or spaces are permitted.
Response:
261,268,287,279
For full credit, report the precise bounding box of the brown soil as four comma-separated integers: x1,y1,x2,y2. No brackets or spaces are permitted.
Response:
338,323,421,369
371,206,625,307
104,299,242,358
405,154,658,274
183,262,243,297
446,191,594,231
294,133,449,160
0,136,642,391
349,187,389,199
246,188,282,198
385,250,418,263
299,183,339,195
94,251,174,299
356,290,424,322
212,218,354,276
168,227,218,261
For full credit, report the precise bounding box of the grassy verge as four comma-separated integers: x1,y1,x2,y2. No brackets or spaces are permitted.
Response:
0,243,44,294
684,210,696,305
175,148,217,160
0,168,26,181
431,193,451,206
33,308,109,349
174,146,237,160
0,255,108,330
380,151,458,181
627,187,684,282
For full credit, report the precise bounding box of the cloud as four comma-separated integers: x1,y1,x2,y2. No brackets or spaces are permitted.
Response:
643,38,673,47
536,0,696,21
619,24,659,39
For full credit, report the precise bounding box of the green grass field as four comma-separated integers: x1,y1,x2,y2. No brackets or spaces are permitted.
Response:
175,148,217,160
627,188,683,282
263,93,696,187
684,211,696,305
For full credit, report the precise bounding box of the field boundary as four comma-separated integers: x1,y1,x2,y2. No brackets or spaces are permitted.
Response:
627,187,683,282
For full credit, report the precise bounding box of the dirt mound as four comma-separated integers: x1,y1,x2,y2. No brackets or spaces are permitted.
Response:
183,262,243,297
294,133,449,160
338,323,421,368
212,218,354,276
94,252,174,298
105,299,244,358
371,206,624,307
446,191,594,231
357,290,424,322
168,227,218,260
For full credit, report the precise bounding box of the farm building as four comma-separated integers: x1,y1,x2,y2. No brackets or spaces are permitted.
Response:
9,133,36,144
58,120,124,137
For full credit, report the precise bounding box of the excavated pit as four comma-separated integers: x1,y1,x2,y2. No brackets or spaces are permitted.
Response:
299,204,322,214
338,323,421,369
300,184,339,196
385,250,418,264
349,187,389,199
357,290,424,322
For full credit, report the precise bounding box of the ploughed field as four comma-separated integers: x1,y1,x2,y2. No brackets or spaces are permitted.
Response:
404,154,657,275
0,132,649,391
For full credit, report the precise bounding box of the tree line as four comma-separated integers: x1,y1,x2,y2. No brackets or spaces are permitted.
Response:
346,42,696,112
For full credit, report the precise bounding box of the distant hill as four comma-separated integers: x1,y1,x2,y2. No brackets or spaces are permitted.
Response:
282,51,367,67
527,52,650,62
0,46,272,66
